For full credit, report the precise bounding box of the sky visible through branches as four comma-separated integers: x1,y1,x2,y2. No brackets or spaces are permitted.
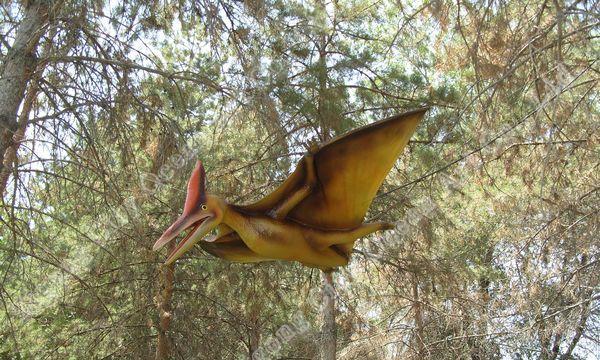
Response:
0,0,598,359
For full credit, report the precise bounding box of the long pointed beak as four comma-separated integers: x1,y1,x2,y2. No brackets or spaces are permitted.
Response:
164,217,219,265
153,213,211,251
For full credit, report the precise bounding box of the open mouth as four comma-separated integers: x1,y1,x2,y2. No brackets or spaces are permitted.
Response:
152,214,212,255
165,216,210,263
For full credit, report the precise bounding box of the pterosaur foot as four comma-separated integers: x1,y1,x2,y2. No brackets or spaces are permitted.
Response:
380,222,395,230
314,221,394,249
304,139,320,155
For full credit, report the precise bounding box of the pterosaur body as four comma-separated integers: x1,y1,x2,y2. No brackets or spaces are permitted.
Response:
153,108,427,269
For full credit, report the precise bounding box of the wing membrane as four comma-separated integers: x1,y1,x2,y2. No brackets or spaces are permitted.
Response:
241,108,427,229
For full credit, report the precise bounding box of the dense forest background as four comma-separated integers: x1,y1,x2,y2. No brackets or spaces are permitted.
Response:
0,0,598,359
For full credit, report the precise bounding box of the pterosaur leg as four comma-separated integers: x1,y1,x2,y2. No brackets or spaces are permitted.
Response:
313,222,394,249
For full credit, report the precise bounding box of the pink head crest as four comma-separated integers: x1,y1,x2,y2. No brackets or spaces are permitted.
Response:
183,160,207,215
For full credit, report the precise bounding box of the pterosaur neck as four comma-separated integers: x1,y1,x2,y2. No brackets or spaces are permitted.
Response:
220,202,248,233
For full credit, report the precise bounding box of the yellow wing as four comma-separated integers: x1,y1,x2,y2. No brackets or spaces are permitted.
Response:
241,108,427,229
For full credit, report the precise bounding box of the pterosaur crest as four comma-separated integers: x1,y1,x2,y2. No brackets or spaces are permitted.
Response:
183,160,207,215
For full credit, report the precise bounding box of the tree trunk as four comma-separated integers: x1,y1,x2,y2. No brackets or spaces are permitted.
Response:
0,84,36,196
412,273,425,357
0,22,58,197
0,0,49,178
151,132,180,360
315,2,337,357
155,241,176,360
320,270,336,360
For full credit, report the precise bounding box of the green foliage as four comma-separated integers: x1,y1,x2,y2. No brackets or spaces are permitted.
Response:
0,0,597,359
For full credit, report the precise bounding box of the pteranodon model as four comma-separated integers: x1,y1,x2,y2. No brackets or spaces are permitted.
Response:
153,108,427,270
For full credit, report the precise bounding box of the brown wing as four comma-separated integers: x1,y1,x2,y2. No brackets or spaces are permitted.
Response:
240,108,427,229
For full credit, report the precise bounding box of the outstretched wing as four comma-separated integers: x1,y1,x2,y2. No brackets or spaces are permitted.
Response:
241,108,427,229
202,108,425,262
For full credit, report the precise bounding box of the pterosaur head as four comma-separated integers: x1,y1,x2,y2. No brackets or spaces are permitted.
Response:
153,160,223,264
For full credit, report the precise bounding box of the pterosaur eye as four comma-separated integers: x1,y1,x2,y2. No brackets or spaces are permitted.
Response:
201,204,207,211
